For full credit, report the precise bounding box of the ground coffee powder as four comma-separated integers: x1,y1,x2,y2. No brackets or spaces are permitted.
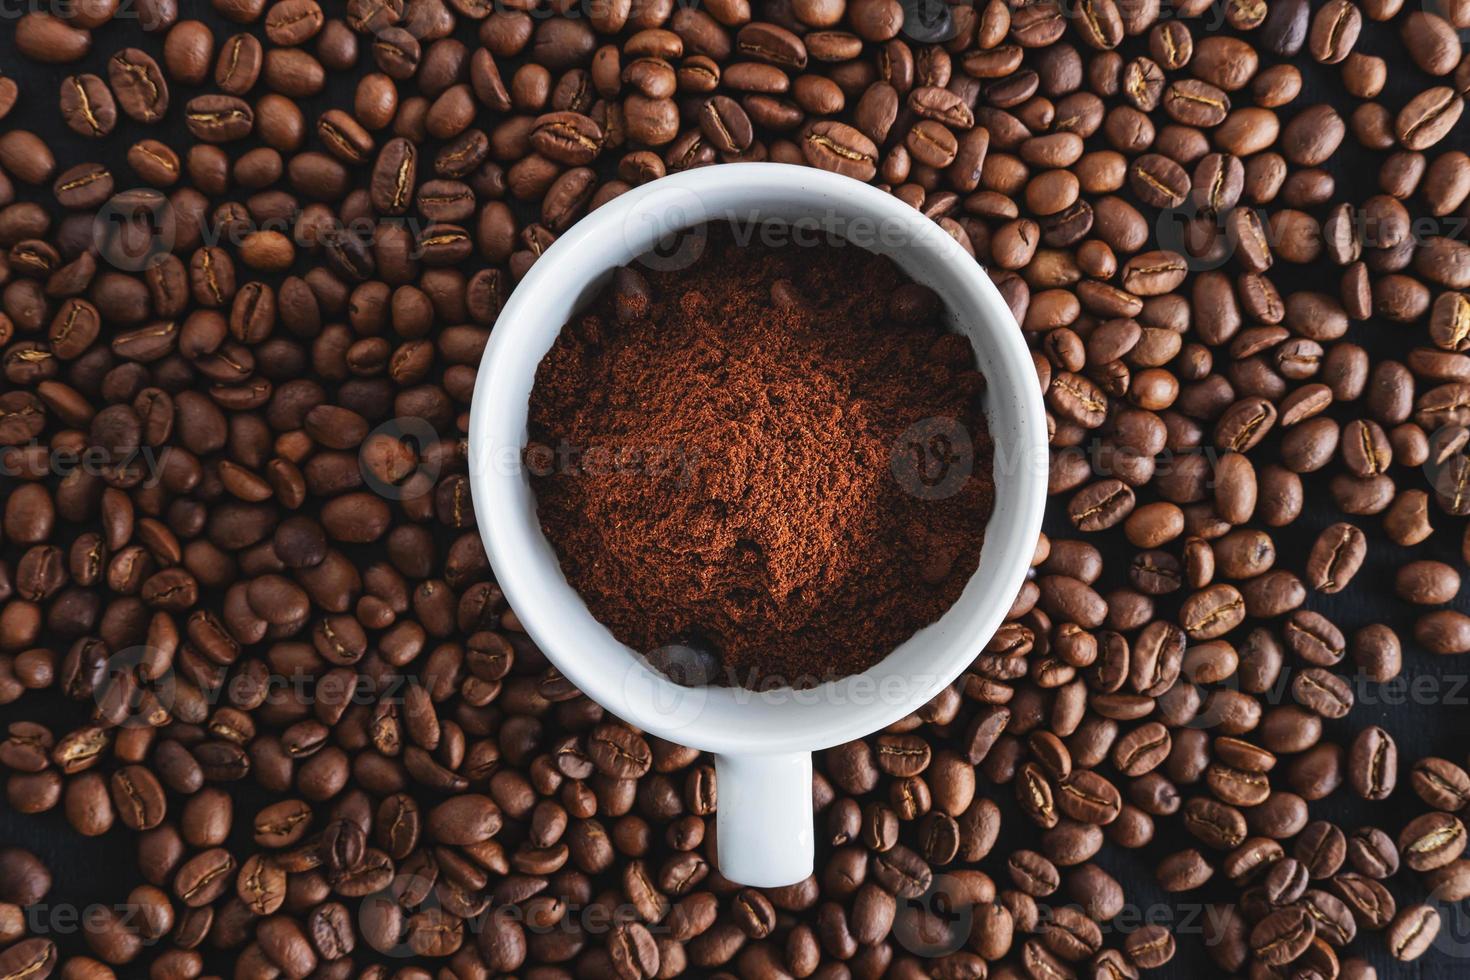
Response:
528,223,995,687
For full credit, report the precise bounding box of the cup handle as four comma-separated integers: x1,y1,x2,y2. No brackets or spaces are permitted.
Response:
714,751,814,887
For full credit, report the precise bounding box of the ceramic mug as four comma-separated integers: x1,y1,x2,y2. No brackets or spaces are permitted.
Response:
467,163,1048,886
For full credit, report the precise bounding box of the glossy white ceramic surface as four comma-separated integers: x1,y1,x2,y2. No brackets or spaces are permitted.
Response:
467,163,1047,884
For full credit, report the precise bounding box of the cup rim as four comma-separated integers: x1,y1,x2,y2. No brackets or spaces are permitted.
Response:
467,163,1047,754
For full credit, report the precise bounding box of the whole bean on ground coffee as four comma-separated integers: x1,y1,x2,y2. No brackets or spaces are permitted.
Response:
529,223,995,687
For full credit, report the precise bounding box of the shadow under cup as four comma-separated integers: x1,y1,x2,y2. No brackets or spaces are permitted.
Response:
468,163,1048,885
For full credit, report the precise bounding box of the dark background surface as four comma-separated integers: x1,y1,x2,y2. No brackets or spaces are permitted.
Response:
1,1,1469,977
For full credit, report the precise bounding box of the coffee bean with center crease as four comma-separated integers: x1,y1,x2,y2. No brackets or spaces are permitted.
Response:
1397,87,1464,151
699,96,754,154
588,724,652,778
1284,610,1346,666
1398,811,1466,873
1348,727,1398,801
1333,872,1397,930
1412,758,1470,811
1067,479,1135,531
215,33,263,94
108,48,169,123
59,74,117,139
530,111,604,165
1388,904,1441,961
184,95,254,142
1184,797,1248,849
1251,905,1315,965
1306,522,1366,593
1130,154,1190,208
1296,821,1347,878
871,844,933,898
0,939,56,980
1180,585,1246,640
1308,0,1362,63
110,765,167,831
173,848,236,908
801,121,879,181
607,921,659,978
1292,668,1354,718
1348,827,1401,880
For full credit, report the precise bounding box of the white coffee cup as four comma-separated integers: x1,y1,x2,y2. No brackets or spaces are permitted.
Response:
467,163,1047,887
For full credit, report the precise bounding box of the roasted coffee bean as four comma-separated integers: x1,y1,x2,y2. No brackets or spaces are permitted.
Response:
173,848,237,907
1397,87,1464,151
1250,905,1315,965
1296,821,1347,879
1348,727,1398,801
60,74,117,139
1067,479,1135,531
1306,522,1366,592
1333,871,1397,930
1396,559,1461,604
1412,758,1470,811
110,765,166,830
0,939,56,980
1284,610,1346,666
1292,668,1354,719
1308,0,1362,62
184,95,254,142
801,121,878,180
1399,811,1467,871
1349,827,1401,879
588,725,652,779
109,48,169,123
1157,847,1214,891
1387,904,1440,961
699,96,754,154
1129,154,1190,208
530,111,604,165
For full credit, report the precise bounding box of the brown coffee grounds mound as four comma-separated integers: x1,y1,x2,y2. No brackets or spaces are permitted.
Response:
529,223,994,688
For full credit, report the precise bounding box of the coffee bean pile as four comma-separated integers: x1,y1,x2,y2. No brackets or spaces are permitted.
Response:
0,0,1469,975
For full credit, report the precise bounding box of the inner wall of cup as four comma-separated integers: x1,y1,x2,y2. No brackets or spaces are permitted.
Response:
506,181,1031,738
